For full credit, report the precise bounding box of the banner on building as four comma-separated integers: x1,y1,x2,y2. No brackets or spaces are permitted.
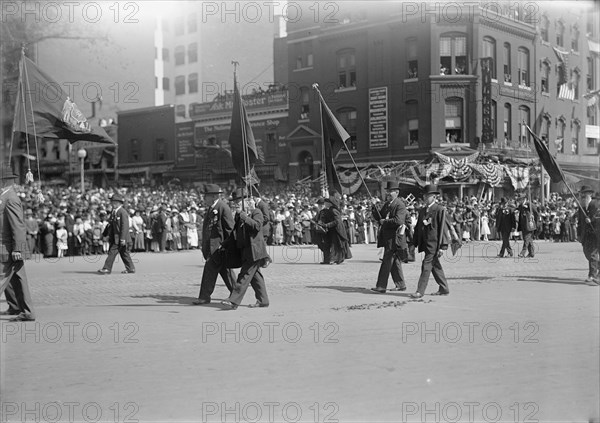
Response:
175,122,196,166
481,57,493,144
369,87,388,149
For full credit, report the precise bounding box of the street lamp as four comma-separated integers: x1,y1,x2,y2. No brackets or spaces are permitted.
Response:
77,148,87,193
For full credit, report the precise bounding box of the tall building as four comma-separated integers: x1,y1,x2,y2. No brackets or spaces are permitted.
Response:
278,1,599,196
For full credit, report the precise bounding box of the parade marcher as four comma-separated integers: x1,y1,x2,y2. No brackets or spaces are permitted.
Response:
251,186,272,245
193,184,236,305
496,198,516,257
411,185,450,298
221,188,271,309
370,181,407,293
517,194,538,258
0,166,36,321
577,186,599,284
98,193,136,274
314,198,332,264
321,196,351,265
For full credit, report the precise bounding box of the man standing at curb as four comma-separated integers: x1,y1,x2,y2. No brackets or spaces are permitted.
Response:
98,193,135,275
577,185,600,285
411,184,450,298
0,166,35,321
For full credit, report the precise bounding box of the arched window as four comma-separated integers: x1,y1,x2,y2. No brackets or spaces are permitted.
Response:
337,49,356,88
483,36,497,79
556,118,566,153
571,120,580,155
573,69,581,99
518,47,530,87
542,115,551,148
445,97,463,143
440,33,467,75
540,14,549,42
541,60,550,93
406,101,419,147
503,103,512,143
518,106,530,147
556,20,565,47
175,45,185,66
503,43,511,83
571,24,579,51
337,108,357,151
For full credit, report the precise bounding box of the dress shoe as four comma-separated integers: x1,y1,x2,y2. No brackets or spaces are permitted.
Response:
508,252,514,257
390,286,407,291
9,313,35,322
248,302,269,308
97,268,111,274
517,253,525,258
410,292,423,299
319,261,331,265
220,300,238,310
370,287,386,293
496,254,504,258
431,290,450,296
192,299,210,305
121,269,135,274
0,309,20,316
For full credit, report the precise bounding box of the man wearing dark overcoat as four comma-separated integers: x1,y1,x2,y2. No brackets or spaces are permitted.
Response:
0,166,36,321
411,185,450,298
98,193,135,274
517,194,538,258
221,188,270,309
370,181,407,293
314,198,333,264
193,184,236,305
251,186,272,245
496,197,516,257
577,186,600,284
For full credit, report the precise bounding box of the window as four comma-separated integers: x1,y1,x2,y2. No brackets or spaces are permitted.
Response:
541,61,550,93
504,103,512,142
556,118,565,153
300,87,309,120
406,38,418,78
188,43,198,63
337,49,356,88
130,138,140,162
503,43,511,82
573,69,580,99
175,46,185,66
296,56,303,69
587,57,595,91
162,48,169,62
175,76,185,95
571,25,579,51
518,106,530,147
542,116,551,148
483,37,496,79
406,101,419,147
540,15,549,42
266,132,277,157
491,100,497,143
556,20,564,47
337,108,357,151
188,73,198,94
517,47,529,87
175,16,184,36
162,77,170,91
587,106,597,149
571,120,580,154
304,41,313,67
440,34,467,75
307,53,313,67
188,13,197,33
587,12,596,38
445,97,463,143
155,138,167,161
176,105,186,118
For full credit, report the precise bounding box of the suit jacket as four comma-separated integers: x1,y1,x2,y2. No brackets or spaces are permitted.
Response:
103,206,131,245
224,208,269,263
322,206,348,241
517,202,538,233
0,186,27,263
496,206,516,233
414,202,450,253
201,199,234,259
255,199,272,238
372,197,407,249
578,199,600,242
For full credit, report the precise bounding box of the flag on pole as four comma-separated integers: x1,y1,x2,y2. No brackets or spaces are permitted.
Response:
552,47,575,100
228,73,263,184
13,56,114,144
319,94,350,195
526,125,566,184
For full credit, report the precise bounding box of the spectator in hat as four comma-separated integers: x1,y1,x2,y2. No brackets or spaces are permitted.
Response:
0,166,36,321
577,185,599,284
24,208,38,257
98,193,135,275
370,181,408,293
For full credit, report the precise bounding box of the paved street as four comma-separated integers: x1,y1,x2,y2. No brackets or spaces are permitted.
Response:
1,240,599,422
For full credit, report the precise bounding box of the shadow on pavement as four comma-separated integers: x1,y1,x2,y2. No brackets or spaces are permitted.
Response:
514,275,591,285
307,286,414,297
127,294,225,306
447,276,494,281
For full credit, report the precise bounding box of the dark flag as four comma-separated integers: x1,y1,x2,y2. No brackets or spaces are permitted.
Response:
228,74,263,184
526,125,566,184
319,95,350,195
12,56,114,144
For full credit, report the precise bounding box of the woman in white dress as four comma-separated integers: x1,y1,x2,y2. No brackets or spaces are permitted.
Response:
480,211,491,241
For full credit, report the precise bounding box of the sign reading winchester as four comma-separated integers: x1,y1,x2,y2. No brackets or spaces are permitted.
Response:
189,90,288,119
369,87,388,149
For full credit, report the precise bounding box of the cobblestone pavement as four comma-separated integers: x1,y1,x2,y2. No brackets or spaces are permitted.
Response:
1,241,599,422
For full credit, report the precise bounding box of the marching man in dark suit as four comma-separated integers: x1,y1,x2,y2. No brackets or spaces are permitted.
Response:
0,166,36,321
251,186,272,245
221,188,270,309
411,184,450,298
370,181,407,293
193,184,236,305
495,198,516,258
517,194,538,258
98,193,135,274
577,185,600,285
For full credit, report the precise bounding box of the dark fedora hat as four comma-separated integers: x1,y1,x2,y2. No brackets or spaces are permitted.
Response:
203,184,223,195
110,193,125,203
579,185,595,194
0,165,18,180
384,181,400,191
231,187,249,201
422,184,440,195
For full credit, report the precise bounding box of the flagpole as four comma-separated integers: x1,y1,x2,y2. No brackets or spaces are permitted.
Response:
233,61,248,210
314,84,327,198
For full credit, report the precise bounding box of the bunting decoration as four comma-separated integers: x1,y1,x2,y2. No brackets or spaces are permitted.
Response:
338,169,366,195
470,163,504,187
504,165,530,190
435,152,478,181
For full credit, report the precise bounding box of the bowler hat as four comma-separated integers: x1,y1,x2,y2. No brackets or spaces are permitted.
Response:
231,187,248,201
384,181,400,191
579,185,595,194
324,197,339,208
0,166,18,180
110,193,124,203
203,184,223,194
422,184,440,195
